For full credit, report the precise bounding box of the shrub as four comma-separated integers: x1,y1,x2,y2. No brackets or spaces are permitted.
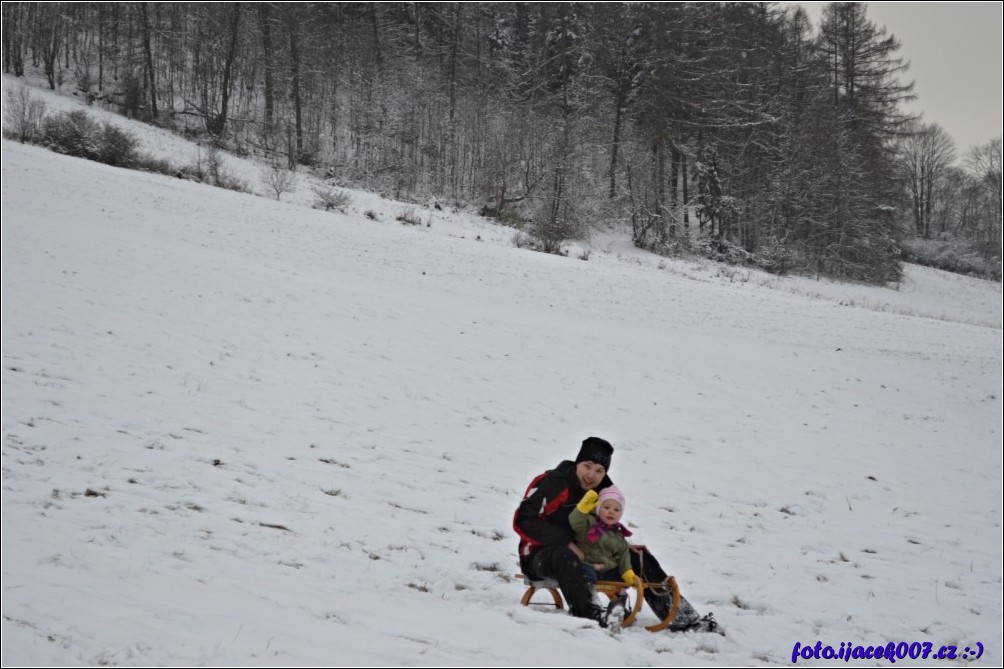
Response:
204,146,225,186
42,110,139,168
261,164,296,200
512,230,567,256
396,207,423,226
3,84,47,143
97,123,139,167
120,71,144,118
528,199,583,255
183,147,248,192
312,184,352,212
72,56,95,100
133,154,177,177
752,238,803,275
44,110,101,160
695,235,752,265
218,175,250,193
901,237,1002,280
481,203,526,228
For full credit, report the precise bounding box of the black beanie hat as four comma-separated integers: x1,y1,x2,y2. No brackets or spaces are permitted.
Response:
576,436,613,471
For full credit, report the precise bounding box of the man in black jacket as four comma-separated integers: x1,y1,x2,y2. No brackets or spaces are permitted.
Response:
513,437,624,627
514,436,719,633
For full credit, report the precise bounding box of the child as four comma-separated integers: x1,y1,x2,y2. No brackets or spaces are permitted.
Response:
569,486,641,591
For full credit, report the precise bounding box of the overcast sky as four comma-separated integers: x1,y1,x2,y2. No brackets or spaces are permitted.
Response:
792,2,1002,155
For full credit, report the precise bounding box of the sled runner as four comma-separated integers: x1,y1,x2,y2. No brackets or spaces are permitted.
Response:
516,574,681,632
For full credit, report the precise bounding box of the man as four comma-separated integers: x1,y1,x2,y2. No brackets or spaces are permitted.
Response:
514,436,721,634
514,436,627,628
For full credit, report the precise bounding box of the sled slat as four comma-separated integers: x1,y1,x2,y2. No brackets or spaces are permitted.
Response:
642,576,681,632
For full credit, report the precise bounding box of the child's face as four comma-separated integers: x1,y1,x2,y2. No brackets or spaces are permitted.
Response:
597,499,623,525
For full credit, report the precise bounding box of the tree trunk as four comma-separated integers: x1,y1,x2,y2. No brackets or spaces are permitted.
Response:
288,9,303,165
609,101,622,200
412,3,421,54
682,151,690,233
369,5,383,74
258,4,275,141
217,6,241,138
655,139,666,241
97,4,103,90
39,5,61,89
923,166,932,238
448,4,463,195
670,144,680,237
139,3,158,118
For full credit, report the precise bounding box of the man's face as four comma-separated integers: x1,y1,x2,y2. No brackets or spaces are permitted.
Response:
576,460,606,491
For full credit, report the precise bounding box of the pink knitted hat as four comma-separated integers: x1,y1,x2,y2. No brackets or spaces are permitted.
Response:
597,485,625,510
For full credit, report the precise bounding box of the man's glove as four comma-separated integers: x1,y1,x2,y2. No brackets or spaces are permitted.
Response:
576,489,599,514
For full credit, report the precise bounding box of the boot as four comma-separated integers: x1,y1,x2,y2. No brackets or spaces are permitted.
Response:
588,584,605,610
603,592,629,633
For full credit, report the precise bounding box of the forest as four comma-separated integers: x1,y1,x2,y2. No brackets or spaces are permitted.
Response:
3,2,1000,282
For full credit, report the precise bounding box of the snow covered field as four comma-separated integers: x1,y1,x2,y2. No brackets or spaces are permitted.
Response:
2,81,1002,666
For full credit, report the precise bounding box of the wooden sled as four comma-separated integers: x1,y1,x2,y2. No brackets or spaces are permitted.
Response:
517,574,681,632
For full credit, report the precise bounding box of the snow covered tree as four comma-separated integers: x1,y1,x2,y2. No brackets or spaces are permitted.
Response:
808,1,914,280
817,2,916,139
0,1,936,283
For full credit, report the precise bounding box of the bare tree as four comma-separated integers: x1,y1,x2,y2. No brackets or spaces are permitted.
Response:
898,122,956,238
256,4,276,145
2,83,47,142
262,163,297,201
36,4,64,89
961,138,1003,263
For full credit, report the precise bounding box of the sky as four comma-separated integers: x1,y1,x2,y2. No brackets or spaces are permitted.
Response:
793,2,1003,154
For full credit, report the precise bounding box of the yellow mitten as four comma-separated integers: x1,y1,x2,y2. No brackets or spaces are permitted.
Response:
622,569,638,585
576,489,599,514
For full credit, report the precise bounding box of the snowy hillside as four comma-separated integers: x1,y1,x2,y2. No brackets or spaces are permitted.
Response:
2,82,1002,666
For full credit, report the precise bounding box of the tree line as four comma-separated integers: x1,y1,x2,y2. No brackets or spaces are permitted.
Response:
3,2,999,281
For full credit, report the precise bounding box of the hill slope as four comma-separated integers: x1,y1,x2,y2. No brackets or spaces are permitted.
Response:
2,132,1001,665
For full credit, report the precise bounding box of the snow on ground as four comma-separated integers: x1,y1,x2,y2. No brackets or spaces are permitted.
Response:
2,77,1002,666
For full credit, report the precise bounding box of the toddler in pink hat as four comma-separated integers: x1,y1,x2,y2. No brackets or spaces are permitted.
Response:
569,485,640,589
